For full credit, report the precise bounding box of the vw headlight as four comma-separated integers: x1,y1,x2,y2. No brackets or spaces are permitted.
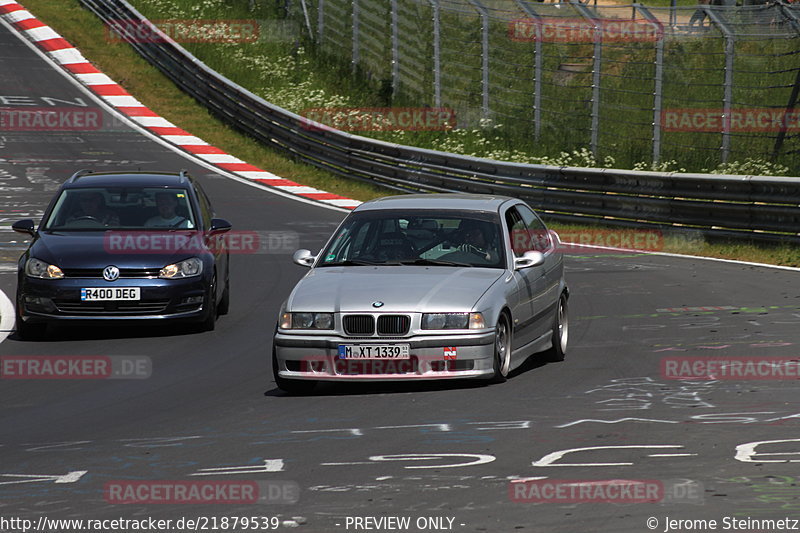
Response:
25,257,64,279
422,312,485,330
159,257,203,279
280,312,334,330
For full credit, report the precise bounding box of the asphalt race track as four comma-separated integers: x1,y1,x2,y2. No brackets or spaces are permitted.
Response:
2,14,800,533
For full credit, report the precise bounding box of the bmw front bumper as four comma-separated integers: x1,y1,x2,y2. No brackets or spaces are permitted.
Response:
273,330,497,381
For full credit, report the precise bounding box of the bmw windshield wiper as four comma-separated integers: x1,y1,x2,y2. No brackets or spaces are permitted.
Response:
398,258,474,267
321,259,381,266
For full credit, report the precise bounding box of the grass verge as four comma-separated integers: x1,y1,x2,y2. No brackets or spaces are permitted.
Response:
16,0,800,267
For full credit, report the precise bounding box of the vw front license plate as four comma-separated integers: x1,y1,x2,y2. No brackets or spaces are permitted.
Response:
338,344,410,359
81,288,141,301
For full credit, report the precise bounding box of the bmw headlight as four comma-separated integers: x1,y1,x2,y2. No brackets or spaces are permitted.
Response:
25,257,64,279
422,312,485,330
280,312,334,330
159,257,203,279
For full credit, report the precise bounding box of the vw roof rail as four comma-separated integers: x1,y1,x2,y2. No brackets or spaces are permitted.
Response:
68,169,93,183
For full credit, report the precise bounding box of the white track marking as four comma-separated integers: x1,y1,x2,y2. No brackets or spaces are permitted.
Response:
0,286,15,344
192,459,285,476
0,470,87,486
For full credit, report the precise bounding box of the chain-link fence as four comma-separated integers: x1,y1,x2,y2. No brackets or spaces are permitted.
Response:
287,0,800,171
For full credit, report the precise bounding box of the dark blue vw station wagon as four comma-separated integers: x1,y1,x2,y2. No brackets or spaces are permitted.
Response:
12,170,231,339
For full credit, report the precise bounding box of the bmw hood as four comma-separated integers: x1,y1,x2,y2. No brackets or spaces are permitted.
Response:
287,266,505,313
28,231,206,269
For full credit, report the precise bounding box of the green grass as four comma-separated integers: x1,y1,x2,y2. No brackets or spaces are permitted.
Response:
18,0,799,266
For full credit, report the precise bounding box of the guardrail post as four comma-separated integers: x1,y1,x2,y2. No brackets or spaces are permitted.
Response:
317,0,324,43
652,28,663,165
670,0,677,29
515,0,542,140
721,39,734,164
573,1,602,157
468,0,490,119
706,8,734,164
352,0,360,73
392,0,399,97
635,4,664,164
429,0,442,107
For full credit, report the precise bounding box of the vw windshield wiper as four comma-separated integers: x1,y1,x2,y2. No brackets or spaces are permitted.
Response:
398,258,473,267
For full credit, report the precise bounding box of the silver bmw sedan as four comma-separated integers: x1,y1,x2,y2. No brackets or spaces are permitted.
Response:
272,194,569,393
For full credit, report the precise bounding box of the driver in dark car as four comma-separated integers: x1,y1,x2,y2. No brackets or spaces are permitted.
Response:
145,192,191,228
67,191,119,226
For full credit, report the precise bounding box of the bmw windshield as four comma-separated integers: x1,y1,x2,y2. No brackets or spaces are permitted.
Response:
317,210,506,268
42,187,197,231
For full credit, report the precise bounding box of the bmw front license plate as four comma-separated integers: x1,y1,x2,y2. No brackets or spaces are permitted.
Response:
338,344,410,359
81,288,140,301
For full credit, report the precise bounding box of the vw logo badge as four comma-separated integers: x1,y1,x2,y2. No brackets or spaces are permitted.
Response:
103,265,120,282
372,301,384,308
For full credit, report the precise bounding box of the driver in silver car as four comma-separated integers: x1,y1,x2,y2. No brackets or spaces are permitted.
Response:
443,219,499,264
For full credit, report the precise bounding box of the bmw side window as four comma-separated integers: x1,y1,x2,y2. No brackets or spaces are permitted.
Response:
517,205,552,253
323,220,370,263
323,227,352,262
505,208,527,258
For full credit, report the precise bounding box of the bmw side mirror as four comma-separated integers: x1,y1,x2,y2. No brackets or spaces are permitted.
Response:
209,218,232,234
292,249,316,268
12,219,35,237
514,250,545,270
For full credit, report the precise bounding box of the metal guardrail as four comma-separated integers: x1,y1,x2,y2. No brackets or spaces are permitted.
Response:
79,0,800,243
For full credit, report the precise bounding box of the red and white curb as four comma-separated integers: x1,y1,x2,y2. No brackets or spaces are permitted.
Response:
0,0,361,210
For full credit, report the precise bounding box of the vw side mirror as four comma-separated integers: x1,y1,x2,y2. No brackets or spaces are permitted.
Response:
12,219,35,237
209,218,232,234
